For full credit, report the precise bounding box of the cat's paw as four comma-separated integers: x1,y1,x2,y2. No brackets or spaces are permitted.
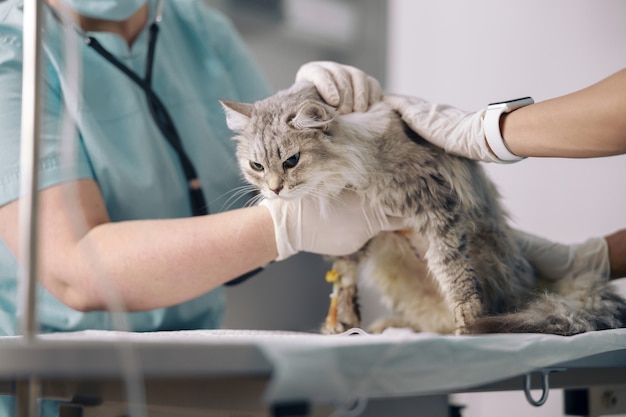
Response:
368,317,421,334
453,295,482,331
454,326,469,336
320,321,354,335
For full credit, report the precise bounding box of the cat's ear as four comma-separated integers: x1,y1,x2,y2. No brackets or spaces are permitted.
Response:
290,102,334,131
220,100,253,133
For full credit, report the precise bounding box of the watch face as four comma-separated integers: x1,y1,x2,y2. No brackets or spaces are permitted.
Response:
487,97,534,107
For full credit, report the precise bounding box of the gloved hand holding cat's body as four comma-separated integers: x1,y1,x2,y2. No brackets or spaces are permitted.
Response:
262,192,405,261
515,230,611,281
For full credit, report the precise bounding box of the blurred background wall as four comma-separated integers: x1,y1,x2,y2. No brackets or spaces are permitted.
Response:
208,1,626,416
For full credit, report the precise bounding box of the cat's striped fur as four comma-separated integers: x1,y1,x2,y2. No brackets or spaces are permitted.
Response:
222,82,626,336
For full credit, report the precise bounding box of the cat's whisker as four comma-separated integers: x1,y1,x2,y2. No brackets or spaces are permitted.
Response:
218,187,256,210
245,192,265,207
240,191,265,209
215,184,261,212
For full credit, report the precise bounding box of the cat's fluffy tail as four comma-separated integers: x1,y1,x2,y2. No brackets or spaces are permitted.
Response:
466,274,626,336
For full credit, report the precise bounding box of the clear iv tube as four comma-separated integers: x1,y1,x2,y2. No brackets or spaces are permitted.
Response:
17,1,44,416
16,2,150,416
18,0,44,344
54,6,148,417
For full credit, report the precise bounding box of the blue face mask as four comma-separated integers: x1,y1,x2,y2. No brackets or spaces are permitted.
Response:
61,0,147,21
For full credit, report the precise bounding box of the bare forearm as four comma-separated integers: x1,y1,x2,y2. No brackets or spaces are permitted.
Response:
59,206,278,311
605,229,626,280
501,68,626,158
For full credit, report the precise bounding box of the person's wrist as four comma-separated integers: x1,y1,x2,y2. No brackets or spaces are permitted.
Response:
256,204,280,261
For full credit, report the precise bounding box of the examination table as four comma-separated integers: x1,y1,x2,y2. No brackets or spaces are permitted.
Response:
1,328,625,416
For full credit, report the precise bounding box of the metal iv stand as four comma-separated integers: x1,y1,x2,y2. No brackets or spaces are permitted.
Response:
17,0,44,415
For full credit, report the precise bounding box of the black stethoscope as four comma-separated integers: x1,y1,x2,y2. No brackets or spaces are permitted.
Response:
86,2,208,218
50,1,260,285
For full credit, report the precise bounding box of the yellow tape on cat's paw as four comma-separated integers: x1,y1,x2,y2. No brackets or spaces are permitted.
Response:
325,269,340,283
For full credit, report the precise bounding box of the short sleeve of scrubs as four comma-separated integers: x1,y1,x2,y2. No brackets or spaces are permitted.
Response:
0,20,94,207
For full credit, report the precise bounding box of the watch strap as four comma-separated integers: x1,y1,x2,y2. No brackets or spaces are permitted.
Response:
484,97,534,162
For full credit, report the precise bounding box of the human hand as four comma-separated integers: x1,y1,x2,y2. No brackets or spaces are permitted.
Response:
261,191,405,261
296,61,382,114
384,94,501,162
514,229,610,281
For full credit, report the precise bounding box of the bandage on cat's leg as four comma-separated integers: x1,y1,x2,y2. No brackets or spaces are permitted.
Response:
320,258,361,334
324,269,340,329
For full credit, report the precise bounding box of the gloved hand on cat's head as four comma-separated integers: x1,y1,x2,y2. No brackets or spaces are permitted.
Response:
261,191,405,261
514,229,611,281
384,94,506,163
296,61,382,114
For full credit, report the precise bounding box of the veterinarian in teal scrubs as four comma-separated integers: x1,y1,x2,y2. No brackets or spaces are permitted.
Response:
0,0,273,336
0,0,395,415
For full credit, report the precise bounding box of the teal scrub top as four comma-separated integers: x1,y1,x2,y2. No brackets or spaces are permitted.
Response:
0,0,272,337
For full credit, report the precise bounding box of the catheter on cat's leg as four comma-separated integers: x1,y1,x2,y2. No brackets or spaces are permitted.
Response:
321,257,362,334
323,269,341,330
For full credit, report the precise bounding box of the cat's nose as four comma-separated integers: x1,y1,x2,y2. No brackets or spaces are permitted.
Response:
270,185,283,195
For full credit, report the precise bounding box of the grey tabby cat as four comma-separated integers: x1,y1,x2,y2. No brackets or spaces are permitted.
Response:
221,82,626,336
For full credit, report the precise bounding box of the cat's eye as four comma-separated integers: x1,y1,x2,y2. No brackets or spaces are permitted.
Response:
283,152,300,169
249,161,264,171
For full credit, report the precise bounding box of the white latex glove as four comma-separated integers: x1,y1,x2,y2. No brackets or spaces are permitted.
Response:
296,61,382,114
514,229,610,281
261,191,404,261
384,94,501,163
